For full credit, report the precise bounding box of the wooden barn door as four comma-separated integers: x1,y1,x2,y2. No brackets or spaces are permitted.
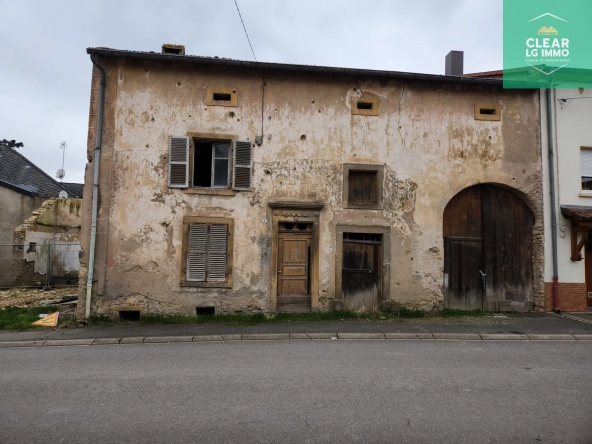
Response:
342,233,382,311
443,187,483,310
444,185,534,311
481,185,534,310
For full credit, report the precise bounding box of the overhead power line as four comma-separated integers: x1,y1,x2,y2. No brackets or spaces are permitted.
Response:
234,0,257,62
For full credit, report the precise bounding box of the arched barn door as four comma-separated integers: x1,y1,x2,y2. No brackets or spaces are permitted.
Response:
443,185,534,311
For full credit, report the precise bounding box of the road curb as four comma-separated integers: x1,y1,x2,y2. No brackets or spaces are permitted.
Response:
143,336,193,343
44,339,94,347
0,340,45,348
2,333,592,348
480,334,529,340
433,333,482,340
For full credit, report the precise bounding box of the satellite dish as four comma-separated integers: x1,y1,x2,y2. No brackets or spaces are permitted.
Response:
56,169,66,179
59,191,68,198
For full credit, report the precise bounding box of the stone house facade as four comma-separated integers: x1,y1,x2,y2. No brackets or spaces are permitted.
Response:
79,45,544,317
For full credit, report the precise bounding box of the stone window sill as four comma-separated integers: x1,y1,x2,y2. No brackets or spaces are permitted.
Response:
184,188,237,196
579,192,592,198
181,281,232,289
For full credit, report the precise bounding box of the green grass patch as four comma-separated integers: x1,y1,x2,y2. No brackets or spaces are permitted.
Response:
0,306,59,331
440,309,491,318
397,307,426,318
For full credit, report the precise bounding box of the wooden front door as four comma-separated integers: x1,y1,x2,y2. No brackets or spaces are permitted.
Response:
277,224,312,298
444,185,534,311
342,233,382,311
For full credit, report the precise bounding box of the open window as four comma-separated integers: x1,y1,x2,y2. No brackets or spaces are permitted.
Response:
181,216,234,288
168,137,253,191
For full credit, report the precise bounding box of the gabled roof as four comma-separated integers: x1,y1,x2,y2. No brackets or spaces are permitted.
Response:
0,145,83,198
87,47,503,86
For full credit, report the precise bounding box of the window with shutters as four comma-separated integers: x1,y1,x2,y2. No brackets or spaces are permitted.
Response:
168,136,253,192
581,148,592,193
343,164,384,209
181,216,234,288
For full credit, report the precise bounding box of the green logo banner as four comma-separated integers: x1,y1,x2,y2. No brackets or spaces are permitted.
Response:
503,0,592,88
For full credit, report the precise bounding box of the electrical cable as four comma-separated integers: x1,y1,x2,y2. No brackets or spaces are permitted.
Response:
234,0,257,62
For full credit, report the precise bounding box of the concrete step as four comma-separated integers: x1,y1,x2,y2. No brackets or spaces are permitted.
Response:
277,296,311,305
276,304,311,313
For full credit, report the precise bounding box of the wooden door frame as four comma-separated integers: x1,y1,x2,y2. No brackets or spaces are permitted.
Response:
335,225,391,311
268,201,324,312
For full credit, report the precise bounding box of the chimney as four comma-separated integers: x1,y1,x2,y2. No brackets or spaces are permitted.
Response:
162,44,185,55
445,51,464,76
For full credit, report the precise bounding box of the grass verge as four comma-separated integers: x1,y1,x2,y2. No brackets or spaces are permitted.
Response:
0,306,60,331
83,308,427,327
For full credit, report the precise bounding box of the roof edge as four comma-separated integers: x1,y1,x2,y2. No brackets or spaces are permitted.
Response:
0,179,35,197
87,47,504,86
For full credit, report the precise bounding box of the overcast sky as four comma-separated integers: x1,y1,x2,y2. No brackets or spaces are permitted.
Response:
0,0,501,184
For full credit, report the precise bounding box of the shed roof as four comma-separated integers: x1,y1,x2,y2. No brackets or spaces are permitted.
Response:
87,47,503,86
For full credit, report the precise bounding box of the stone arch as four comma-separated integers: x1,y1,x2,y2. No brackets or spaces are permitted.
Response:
443,184,535,311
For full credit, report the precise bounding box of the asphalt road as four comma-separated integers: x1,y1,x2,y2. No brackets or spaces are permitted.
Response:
1,340,592,443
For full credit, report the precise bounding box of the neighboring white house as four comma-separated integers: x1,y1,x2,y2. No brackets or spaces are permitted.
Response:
542,86,592,312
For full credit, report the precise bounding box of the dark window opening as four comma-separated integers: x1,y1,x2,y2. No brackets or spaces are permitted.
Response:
196,306,216,316
119,310,141,321
348,170,378,204
213,93,232,101
582,176,592,191
27,242,37,253
344,232,382,243
480,108,497,115
194,143,212,187
192,141,230,188
357,101,373,110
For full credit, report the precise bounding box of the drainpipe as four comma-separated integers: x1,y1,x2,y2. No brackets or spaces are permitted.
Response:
546,88,560,312
85,55,106,318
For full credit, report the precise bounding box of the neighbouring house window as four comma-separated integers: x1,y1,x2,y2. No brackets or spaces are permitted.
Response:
181,217,234,288
343,164,384,209
168,137,253,191
581,148,592,191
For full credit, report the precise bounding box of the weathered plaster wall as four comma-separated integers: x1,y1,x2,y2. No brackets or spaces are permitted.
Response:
0,187,44,286
78,58,543,317
12,198,82,285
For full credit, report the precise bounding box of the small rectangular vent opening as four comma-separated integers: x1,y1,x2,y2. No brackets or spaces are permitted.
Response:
480,108,497,115
196,306,216,316
119,310,141,321
213,93,232,101
357,101,373,110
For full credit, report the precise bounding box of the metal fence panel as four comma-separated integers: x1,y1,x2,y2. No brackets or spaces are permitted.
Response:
0,243,81,289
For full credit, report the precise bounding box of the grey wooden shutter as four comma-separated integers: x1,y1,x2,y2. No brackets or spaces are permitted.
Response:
232,140,253,190
169,136,190,188
207,224,228,281
187,223,207,281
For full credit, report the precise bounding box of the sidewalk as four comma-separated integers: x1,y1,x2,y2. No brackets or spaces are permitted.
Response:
1,313,591,345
